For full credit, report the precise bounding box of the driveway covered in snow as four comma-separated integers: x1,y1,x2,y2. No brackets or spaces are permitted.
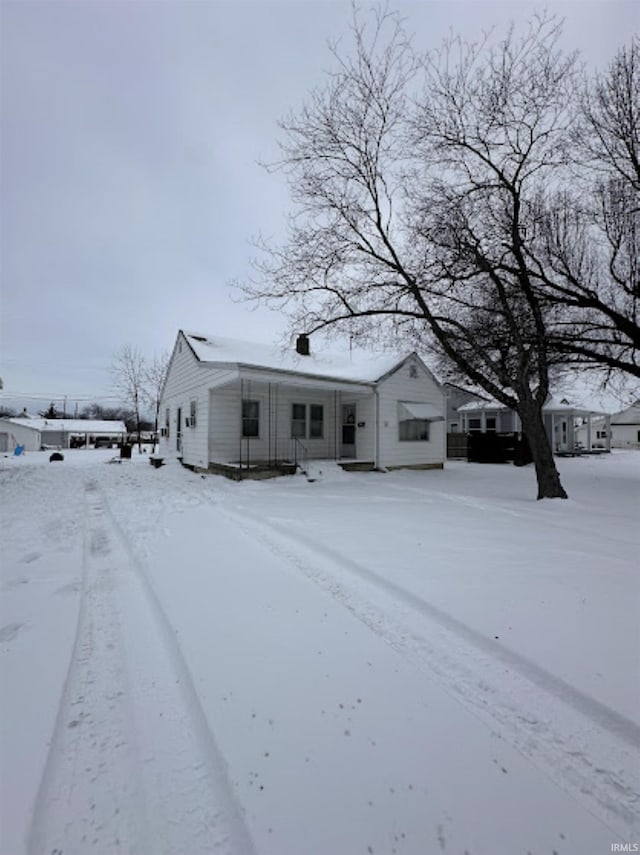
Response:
1,450,638,855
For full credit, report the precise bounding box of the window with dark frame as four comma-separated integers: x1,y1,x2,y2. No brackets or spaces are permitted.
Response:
165,407,170,438
190,400,197,428
309,404,324,438
291,403,325,439
242,400,260,438
291,403,306,438
399,419,430,441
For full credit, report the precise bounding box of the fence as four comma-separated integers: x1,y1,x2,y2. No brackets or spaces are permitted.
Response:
466,432,532,466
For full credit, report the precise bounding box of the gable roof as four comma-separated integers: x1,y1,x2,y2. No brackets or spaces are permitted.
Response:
611,403,640,425
458,393,609,416
180,330,434,386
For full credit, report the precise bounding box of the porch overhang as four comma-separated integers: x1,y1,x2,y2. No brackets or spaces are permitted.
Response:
211,366,374,395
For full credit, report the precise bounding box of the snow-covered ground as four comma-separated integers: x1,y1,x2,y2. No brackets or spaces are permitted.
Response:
1,448,638,855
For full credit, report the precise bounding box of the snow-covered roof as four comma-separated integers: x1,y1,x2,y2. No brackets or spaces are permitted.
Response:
182,331,414,384
611,403,640,425
458,393,610,415
1,418,127,434
458,398,505,413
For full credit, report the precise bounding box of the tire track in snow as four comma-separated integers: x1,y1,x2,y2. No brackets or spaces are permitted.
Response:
27,481,256,855
218,503,640,842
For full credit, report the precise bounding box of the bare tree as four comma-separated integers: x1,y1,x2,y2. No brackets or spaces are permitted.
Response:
111,345,146,448
143,350,170,438
529,37,639,380
243,8,577,498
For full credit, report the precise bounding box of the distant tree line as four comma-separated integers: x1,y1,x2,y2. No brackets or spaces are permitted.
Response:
1,347,169,440
242,8,638,500
0,402,154,433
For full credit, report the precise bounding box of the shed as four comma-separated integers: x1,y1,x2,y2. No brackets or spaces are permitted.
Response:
0,419,42,453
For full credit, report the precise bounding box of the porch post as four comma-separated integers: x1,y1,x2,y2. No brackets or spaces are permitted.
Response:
268,382,272,466
334,391,338,460
587,414,592,452
239,378,243,469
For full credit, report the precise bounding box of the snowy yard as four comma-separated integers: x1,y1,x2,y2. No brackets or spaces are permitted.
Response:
1,449,638,855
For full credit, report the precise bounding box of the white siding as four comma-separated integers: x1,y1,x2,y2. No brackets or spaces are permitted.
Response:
160,333,229,469
376,358,445,468
611,423,640,448
209,382,353,464
0,420,42,451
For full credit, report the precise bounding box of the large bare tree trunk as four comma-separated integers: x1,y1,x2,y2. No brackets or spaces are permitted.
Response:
518,403,568,499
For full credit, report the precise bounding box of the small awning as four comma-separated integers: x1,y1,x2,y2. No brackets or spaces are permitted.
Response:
398,402,444,421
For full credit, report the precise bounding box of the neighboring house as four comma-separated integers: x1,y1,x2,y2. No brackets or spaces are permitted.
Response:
458,394,611,455
442,383,486,434
158,331,446,476
0,417,127,452
607,402,640,449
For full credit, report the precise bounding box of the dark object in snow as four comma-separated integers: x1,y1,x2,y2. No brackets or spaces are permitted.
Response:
120,443,133,459
150,456,164,468
49,452,64,462
296,333,310,355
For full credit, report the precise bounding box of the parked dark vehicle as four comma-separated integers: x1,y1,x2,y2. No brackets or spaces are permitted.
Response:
94,437,116,448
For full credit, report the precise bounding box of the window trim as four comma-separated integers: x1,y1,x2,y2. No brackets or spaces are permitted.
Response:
242,399,260,438
291,403,307,439
398,418,430,442
291,402,325,440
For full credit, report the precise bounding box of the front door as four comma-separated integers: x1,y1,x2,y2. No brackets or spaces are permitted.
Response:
554,417,568,452
341,404,356,458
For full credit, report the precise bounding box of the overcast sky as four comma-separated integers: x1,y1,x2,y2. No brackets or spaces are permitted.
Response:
1,0,637,413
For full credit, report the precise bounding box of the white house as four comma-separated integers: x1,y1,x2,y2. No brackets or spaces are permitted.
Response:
605,402,640,449
0,417,127,452
158,331,446,477
458,394,611,455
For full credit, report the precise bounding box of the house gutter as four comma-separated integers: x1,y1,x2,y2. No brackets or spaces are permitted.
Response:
374,388,380,470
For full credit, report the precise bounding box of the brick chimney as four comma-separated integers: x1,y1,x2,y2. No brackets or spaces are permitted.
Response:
296,334,310,356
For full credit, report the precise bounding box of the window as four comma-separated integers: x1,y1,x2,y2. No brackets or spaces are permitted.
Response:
165,408,170,438
486,417,497,432
596,430,607,439
309,404,324,439
399,418,430,441
468,417,482,432
291,403,324,439
189,400,197,428
242,400,259,438
291,403,306,438
409,363,418,378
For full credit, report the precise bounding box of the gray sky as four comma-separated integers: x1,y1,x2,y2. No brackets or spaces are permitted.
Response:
1,0,637,413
